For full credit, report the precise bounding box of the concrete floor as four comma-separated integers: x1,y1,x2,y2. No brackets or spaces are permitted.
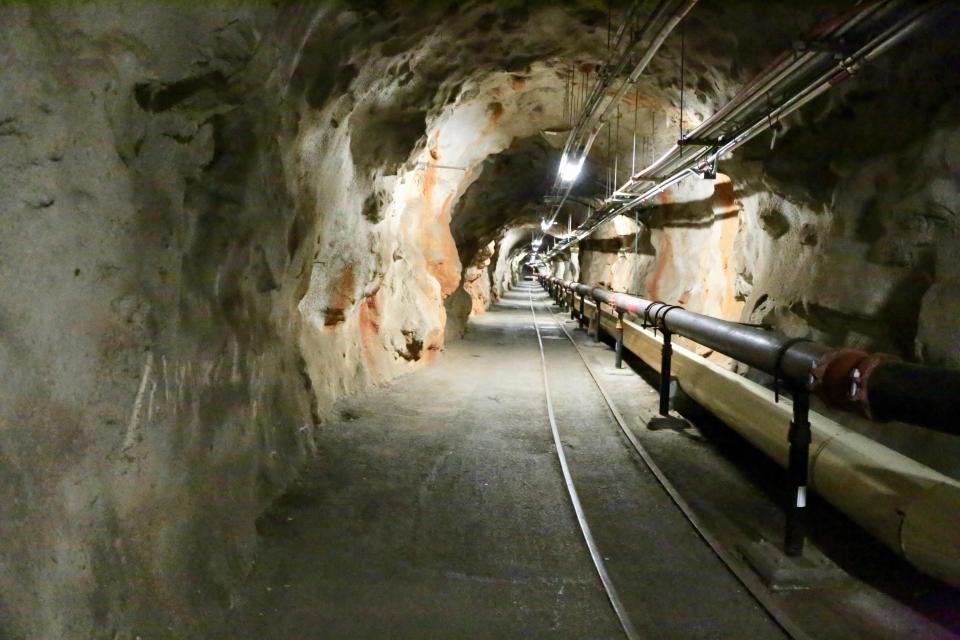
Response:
229,284,785,638
230,283,958,639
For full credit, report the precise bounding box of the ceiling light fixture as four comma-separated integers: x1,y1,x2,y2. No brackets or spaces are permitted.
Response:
559,157,584,183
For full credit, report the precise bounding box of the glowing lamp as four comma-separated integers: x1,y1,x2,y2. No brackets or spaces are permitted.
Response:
559,157,584,183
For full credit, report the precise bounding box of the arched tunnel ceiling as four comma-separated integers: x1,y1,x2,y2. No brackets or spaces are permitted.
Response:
449,135,553,264
2,3,960,637
320,0,890,281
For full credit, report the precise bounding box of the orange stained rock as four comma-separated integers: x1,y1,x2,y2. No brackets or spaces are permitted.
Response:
417,133,464,297
621,93,661,110
324,266,355,326
422,326,444,364
481,102,505,136
712,174,739,215
645,228,673,301
464,273,489,315
358,290,381,359
712,174,744,321
418,184,462,296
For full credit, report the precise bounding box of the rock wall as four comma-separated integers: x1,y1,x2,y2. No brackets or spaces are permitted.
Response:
463,241,496,315
570,14,960,477
0,2,617,637
1,2,957,637
0,6,315,638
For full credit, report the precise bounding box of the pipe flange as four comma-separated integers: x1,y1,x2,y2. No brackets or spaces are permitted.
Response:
850,353,899,419
810,348,868,409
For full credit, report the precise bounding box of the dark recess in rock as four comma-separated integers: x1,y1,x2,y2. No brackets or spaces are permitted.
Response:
134,72,230,112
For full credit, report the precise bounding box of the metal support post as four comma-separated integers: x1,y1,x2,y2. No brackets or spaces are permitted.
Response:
615,311,625,369
784,390,811,557
578,295,586,329
659,329,672,416
593,301,602,342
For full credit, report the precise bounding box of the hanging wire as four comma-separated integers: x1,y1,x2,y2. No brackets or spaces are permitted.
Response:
581,68,586,120
606,118,612,197
571,66,576,124
607,3,612,52
679,18,686,143
571,65,576,124
767,92,781,150
615,105,621,188
571,64,576,126
563,66,568,125
632,82,639,176
651,111,656,165
577,67,582,120
580,65,590,120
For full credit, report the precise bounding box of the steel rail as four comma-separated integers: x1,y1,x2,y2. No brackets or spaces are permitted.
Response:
526,285,642,640
542,289,810,640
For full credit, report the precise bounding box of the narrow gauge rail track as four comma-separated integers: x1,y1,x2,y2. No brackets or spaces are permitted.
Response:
525,281,808,640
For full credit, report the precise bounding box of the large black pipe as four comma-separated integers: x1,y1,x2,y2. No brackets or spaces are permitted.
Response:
545,276,960,433
586,284,829,385
866,362,960,435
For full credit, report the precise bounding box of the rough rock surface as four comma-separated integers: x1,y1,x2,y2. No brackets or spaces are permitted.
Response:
0,2,640,637
548,12,960,477
0,1,958,638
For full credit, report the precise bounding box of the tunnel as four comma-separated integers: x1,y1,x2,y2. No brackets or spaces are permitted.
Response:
1,1,960,638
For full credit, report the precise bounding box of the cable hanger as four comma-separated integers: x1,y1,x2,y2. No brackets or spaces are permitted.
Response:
678,17,686,167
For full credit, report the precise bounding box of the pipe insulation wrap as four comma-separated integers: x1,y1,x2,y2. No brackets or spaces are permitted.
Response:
577,297,960,588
